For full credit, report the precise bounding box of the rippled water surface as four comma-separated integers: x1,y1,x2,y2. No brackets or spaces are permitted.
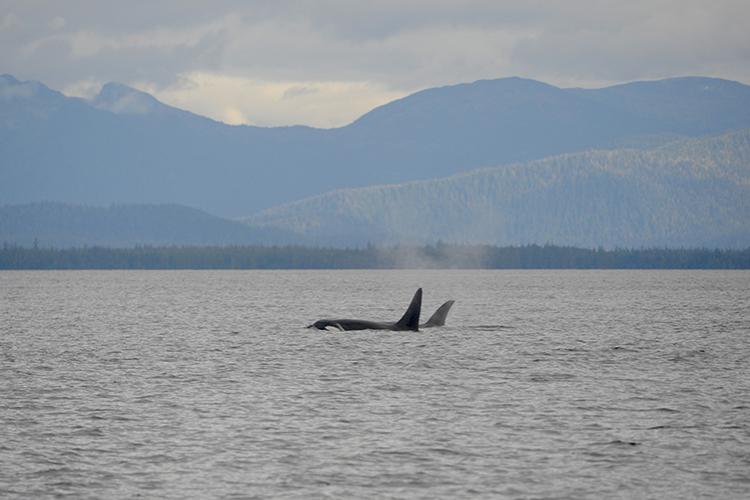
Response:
1,270,749,499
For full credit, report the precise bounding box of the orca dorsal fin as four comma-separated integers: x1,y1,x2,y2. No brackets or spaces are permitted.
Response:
395,288,422,331
423,300,455,327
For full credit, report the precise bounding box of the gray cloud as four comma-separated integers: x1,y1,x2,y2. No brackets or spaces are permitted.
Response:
282,85,319,99
1,0,749,126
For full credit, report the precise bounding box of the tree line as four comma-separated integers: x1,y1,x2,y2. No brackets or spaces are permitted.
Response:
1,243,749,269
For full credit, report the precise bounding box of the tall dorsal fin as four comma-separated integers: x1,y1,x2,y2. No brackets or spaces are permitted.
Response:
423,300,455,327
395,288,422,331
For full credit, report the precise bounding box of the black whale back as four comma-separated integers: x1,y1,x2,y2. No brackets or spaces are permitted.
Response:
395,288,422,331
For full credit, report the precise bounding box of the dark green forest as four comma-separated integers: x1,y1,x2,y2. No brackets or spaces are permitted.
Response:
1,243,748,269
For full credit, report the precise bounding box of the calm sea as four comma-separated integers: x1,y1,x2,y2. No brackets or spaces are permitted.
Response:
1,270,749,499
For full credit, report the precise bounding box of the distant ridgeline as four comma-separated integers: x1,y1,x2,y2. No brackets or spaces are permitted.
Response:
3,73,750,217
3,74,750,250
1,244,748,269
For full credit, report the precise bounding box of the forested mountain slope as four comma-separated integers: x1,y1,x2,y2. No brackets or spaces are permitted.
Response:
244,130,750,248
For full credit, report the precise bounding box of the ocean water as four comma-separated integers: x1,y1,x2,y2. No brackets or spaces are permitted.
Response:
1,270,749,499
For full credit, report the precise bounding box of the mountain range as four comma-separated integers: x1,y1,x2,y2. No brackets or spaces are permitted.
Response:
3,73,750,217
244,129,750,248
2,73,750,248
0,203,291,248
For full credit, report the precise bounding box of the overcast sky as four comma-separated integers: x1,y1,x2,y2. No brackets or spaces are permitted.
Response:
2,0,749,127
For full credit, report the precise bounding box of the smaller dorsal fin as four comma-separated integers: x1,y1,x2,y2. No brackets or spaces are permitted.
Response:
422,300,455,327
395,288,422,331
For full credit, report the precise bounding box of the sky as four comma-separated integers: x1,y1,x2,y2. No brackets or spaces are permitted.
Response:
2,0,749,128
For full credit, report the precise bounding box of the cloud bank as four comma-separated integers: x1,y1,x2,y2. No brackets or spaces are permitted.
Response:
2,0,749,127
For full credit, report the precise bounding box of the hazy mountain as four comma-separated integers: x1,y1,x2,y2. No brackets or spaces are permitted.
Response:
2,73,750,216
244,130,750,249
91,82,186,118
0,202,293,248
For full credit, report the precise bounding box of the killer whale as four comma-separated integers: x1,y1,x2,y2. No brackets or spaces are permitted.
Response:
421,300,455,328
308,288,423,331
308,290,455,331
